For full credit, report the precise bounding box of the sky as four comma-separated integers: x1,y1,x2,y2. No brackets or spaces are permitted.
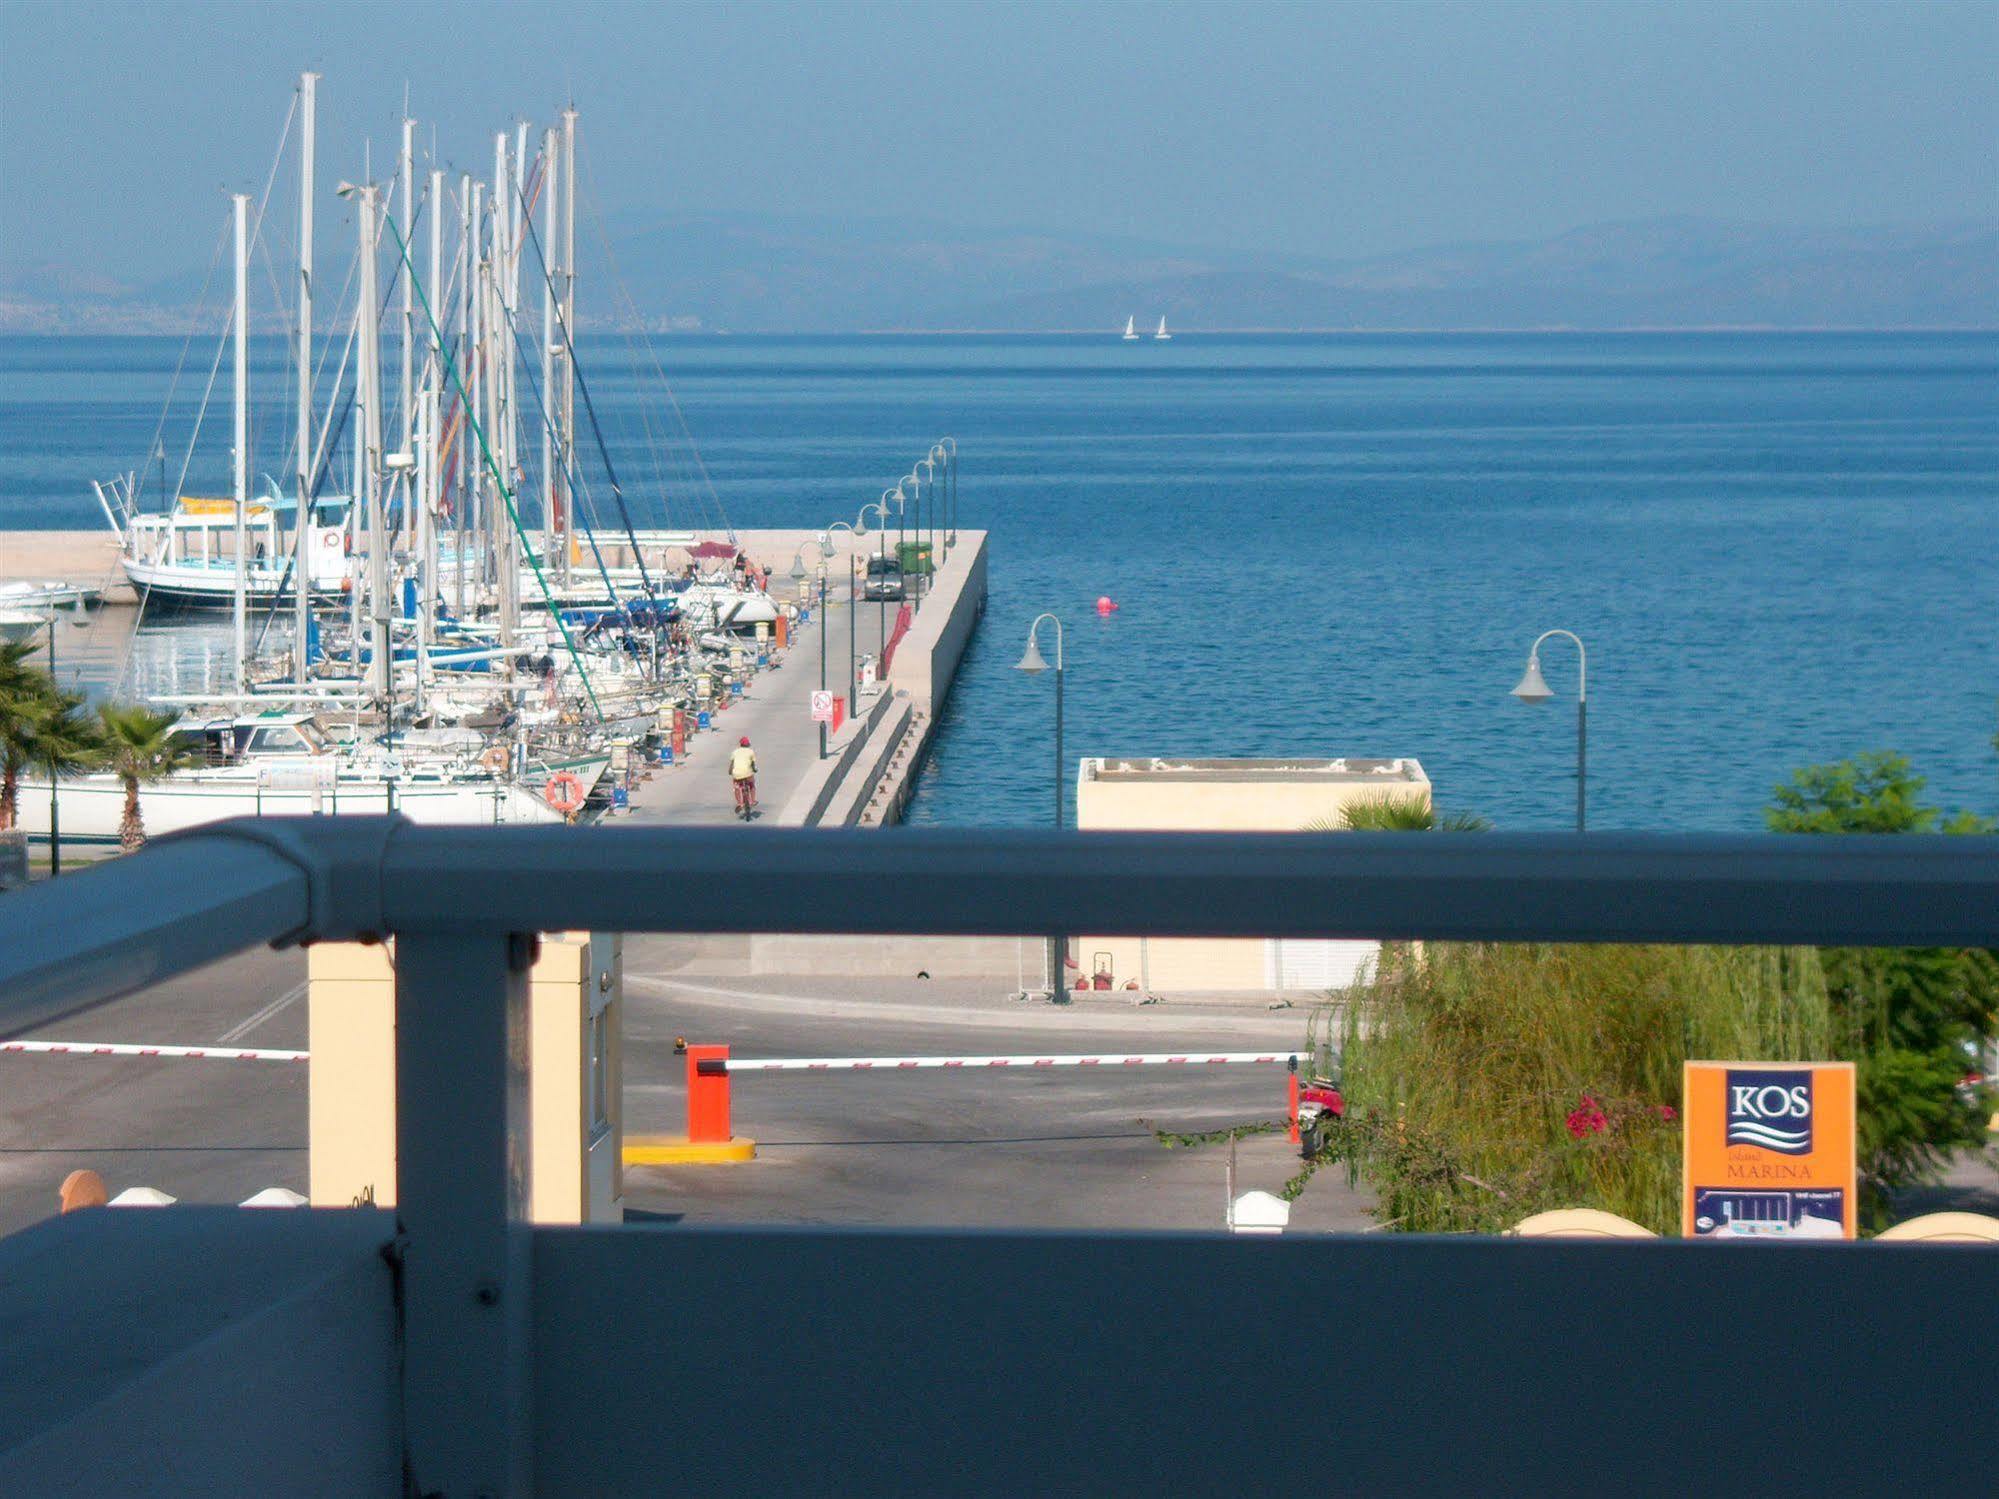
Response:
2,0,1995,282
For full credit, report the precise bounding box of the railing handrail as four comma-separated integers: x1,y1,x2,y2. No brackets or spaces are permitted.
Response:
3,816,1994,1034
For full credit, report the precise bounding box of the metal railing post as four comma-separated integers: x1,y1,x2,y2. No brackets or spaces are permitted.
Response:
395,928,536,1497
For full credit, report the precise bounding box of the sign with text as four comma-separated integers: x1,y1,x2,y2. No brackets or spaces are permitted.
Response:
810,690,835,723
1683,1061,1855,1239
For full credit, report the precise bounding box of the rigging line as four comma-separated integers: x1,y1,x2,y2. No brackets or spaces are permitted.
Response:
507,174,658,602
578,157,735,542
488,274,626,616
170,209,236,514
381,208,604,719
135,214,229,506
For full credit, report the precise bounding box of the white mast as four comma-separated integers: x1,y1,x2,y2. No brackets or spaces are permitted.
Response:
539,126,557,579
398,115,416,480
493,129,516,646
355,181,389,698
456,175,474,617
423,166,444,676
231,191,250,696
415,386,435,711
293,72,317,687
560,107,577,588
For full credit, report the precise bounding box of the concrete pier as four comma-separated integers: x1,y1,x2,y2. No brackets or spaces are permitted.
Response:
617,527,987,832
0,529,131,600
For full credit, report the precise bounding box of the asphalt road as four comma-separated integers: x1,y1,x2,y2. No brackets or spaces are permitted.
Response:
0,937,1370,1237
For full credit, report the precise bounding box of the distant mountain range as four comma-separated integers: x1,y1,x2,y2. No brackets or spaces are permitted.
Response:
4,216,1992,333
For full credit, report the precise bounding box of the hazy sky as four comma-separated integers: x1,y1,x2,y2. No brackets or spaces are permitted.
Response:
2,0,1994,280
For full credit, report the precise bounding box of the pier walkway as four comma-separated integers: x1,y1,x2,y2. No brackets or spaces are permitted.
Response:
623,585,890,827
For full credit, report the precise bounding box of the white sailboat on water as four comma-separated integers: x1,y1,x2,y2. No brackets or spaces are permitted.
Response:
1154,316,1171,341
1121,315,1138,341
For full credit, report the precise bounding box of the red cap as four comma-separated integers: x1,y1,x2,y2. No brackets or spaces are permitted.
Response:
739,736,751,746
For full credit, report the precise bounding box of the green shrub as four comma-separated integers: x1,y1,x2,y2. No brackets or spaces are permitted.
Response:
1322,943,1831,1235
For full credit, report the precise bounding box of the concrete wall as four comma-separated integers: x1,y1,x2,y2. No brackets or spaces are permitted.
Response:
308,934,624,1224
1075,758,1431,993
748,933,1039,981
887,531,987,716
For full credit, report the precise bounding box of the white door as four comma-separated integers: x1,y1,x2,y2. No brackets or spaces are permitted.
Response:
1265,939,1379,993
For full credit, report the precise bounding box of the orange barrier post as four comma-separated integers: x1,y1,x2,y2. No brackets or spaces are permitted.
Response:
775,615,790,649
687,1044,732,1144
1287,1056,1301,1146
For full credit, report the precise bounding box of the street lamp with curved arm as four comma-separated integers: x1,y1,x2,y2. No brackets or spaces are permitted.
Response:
1014,612,1066,830
936,436,957,549
912,458,937,600
1511,627,1587,832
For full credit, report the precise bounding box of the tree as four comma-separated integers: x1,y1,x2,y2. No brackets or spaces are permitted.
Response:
1312,793,1492,834
1767,752,1998,1226
2,646,102,833
96,704,193,851
0,640,48,831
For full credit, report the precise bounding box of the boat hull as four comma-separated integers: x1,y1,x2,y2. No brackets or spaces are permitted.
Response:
12,771,566,845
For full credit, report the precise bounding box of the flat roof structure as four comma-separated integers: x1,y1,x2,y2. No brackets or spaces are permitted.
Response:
1084,757,1427,785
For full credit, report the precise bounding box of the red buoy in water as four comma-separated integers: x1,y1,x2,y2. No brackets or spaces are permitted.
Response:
1095,595,1118,615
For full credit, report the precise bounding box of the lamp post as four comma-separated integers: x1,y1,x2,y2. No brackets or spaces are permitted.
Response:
43,595,89,878
1014,612,1066,829
1016,612,1066,995
1511,628,1587,833
937,436,957,551
915,457,936,598
817,566,829,760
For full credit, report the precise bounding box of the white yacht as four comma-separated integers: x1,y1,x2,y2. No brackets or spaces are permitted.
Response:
12,711,582,846
1121,316,1138,341
119,490,357,610
1154,316,1172,341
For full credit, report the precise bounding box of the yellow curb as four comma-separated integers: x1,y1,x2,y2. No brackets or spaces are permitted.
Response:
624,1135,757,1165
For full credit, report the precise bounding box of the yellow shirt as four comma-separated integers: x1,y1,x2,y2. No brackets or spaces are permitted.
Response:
729,747,757,780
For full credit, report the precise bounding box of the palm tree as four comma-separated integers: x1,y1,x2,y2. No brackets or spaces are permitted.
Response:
8,684,105,852
1,641,63,832
1309,793,1492,834
97,704,192,851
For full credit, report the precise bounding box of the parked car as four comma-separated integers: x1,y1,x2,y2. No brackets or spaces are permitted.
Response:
863,556,906,601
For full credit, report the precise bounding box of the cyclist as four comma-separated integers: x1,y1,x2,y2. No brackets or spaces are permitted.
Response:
729,735,758,819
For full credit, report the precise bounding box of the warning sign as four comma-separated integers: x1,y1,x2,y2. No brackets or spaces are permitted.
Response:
1683,1061,1856,1238
809,690,835,723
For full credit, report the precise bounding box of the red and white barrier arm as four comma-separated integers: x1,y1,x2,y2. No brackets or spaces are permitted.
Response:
703,1051,1296,1073
0,1040,308,1062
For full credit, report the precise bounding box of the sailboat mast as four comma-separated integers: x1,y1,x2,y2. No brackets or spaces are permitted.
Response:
560,107,578,588
539,126,557,582
293,72,317,688
357,182,390,698
231,191,250,696
457,176,475,616
423,166,444,672
399,115,416,475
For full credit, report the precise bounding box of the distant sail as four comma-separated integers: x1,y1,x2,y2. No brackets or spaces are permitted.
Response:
1122,315,1138,340
1154,316,1171,341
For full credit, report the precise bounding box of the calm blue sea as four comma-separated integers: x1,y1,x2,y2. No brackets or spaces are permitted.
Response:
2,331,1994,830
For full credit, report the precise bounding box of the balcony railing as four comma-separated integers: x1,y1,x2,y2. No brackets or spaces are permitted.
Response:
0,819,1994,1496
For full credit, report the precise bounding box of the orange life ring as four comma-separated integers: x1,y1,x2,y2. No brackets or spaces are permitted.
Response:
479,745,507,774
319,528,342,551
544,770,586,815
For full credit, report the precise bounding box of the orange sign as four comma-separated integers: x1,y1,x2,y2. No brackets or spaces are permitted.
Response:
1683,1061,1856,1239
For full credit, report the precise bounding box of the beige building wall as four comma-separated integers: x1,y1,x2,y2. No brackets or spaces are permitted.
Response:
1074,757,1430,994
308,932,623,1223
